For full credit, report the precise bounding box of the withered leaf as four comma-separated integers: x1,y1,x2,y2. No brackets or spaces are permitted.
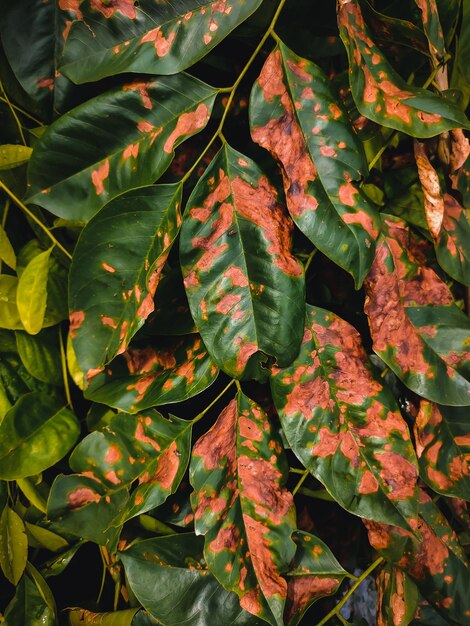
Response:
413,141,444,239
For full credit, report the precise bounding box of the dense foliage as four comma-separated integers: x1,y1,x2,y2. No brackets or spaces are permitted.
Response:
0,0,469,624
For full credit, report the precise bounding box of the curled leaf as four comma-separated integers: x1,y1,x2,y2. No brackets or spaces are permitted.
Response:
413,141,444,239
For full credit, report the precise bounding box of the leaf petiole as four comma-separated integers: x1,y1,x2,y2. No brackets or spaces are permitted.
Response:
191,379,236,424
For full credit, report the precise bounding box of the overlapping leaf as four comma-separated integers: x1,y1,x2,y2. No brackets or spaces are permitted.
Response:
85,334,218,413
413,141,444,239
27,75,217,221
180,144,305,381
414,401,470,500
365,489,470,625
69,184,181,379
414,0,446,63
337,0,470,137
250,42,379,287
435,194,470,286
120,534,265,626
190,392,297,626
60,0,263,84
376,566,419,626
364,215,470,406
271,305,420,530
285,531,349,626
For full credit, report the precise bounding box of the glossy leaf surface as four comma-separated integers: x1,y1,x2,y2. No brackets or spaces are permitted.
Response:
69,184,181,377
180,144,305,380
16,246,52,335
376,566,419,626
0,506,27,585
271,305,419,529
191,392,296,625
3,566,56,626
27,75,216,221
250,42,379,287
435,194,470,286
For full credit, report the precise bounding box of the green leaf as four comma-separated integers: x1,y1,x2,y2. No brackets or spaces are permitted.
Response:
271,305,420,530
0,276,24,330
180,143,305,381
364,215,470,406
191,391,297,626
16,329,62,385
120,533,265,626
60,0,263,84
0,144,32,170
3,564,56,626
376,565,419,626
25,521,69,552
27,75,217,222
68,608,140,626
250,42,379,287
0,506,27,585
414,401,470,501
85,334,218,413
414,0,447,62
69,184,181,378
66,334,84,390
435,194,470,287
337,0,470,137
41,541,84,578
0,392,80,479
69,409,192,524
16,246,52,335
286,531,349,626
365,489,470,625
0,225,16,270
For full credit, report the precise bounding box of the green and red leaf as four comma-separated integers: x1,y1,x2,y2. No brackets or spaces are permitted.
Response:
414,0,447,63
180,143,305,381
190,391,297,626
270,305,420,530
376,565,419,626
250,42,379,287
435,194,470,286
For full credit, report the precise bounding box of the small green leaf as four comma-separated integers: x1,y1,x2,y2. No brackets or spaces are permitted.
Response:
0,225,16,270
66,334,84,390
0,144,32,170
435,194,470,287
16,246,52,335
0,392,80,479
68,608,140,626
0,276,24,330
25,521,69,552
3,564,56,626
0,506,27,585
16,329,62,385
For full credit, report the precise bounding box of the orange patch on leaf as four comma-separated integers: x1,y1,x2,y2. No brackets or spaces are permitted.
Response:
164,103,210,154
91,160,110,195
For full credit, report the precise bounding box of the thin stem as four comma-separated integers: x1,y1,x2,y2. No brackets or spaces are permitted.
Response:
0,180,72,260
315,557,384,626
298,487,336,502
304,249,317,273
368,130,397,171
0,199,10,274
292,468,309,495
97,547,108,604
289,467,306,475
59,328,73,410
0,81,27,145
192,379,236,424
0,96,44,126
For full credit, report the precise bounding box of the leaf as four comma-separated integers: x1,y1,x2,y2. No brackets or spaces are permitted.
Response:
120,533,265,626
47,473,127,549
180,143,305,381
27,75,217,221
85,334,218,413
68,409,192,524
435,194,470,286
414,0,447,62
0,506,27,585
191,392,296,626
285,531,349,626
25,522,69,552
414,401,470,501
0,225,16,270
3,565,56,626
0,392,80,479
60,0,263,84
68,608,140,626
365,489,470,624
69,184,181,378
16,329,62,385
364,215,470,406
376,566,419,626
16,246,52,335
337,0,470,137
41,541,84,578
0,275,24,330
270,305,419,530
250,41,379,287
67,333,84,390
413,141,444,239
0,144,32,170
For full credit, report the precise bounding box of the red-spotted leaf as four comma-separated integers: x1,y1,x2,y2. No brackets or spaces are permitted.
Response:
60,0,263,84
376,566,419,626
190,392,297,626
270,305,419,530
69,184,181,380
414,401,470,501
364,215,470,406
435,194,470,286
365,489,470,624
69,409,191,523
413,141,444,239
27,75,216,221
414,0,446,63
337,0,470,137
250,42,379,287
285,531,349,626
85,334,218,413
180,143,305,381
